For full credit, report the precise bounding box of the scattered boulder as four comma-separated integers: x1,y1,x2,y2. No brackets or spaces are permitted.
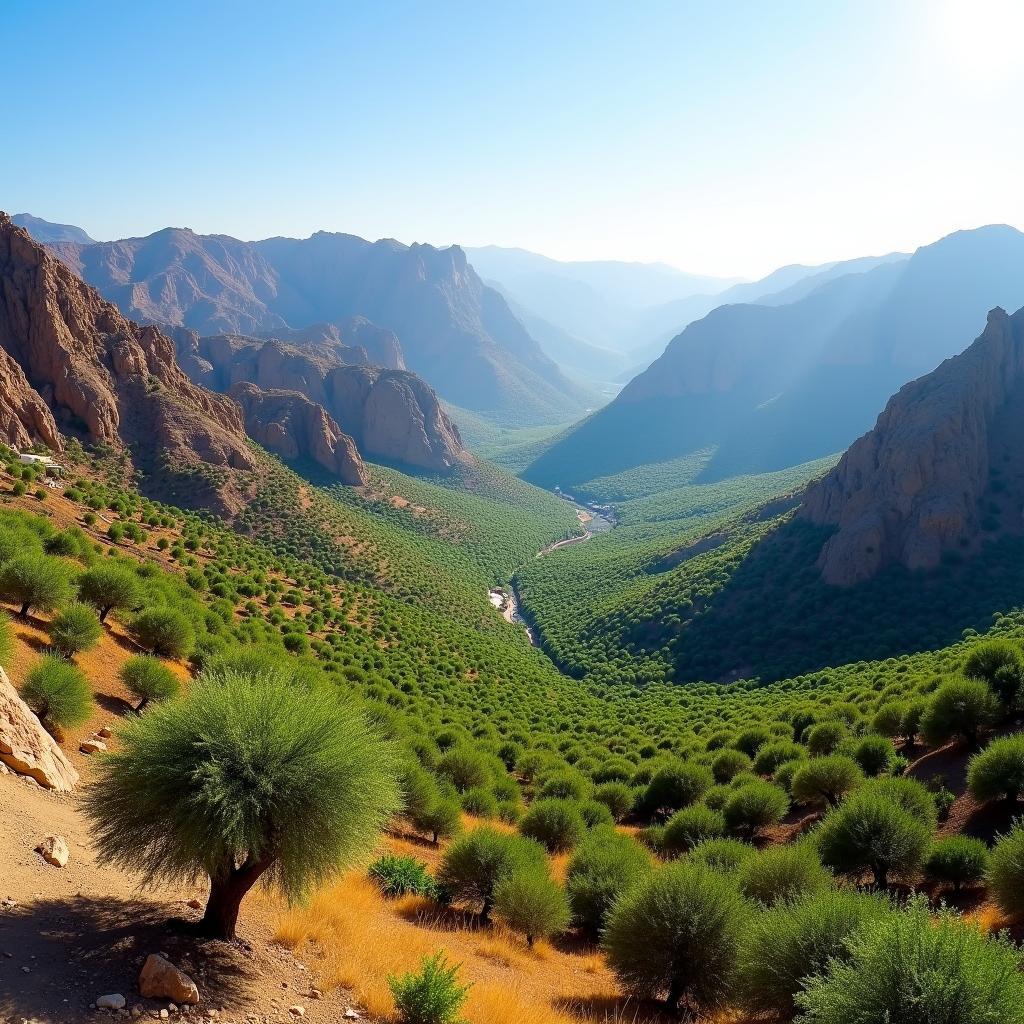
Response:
139,953,200,1006
96,993,126,1010
288,1008,305,1018
80,738,107,755
0,665,79,790
35,835,69,867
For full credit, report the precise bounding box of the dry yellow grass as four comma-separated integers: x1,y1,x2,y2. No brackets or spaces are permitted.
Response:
269,844,669,1024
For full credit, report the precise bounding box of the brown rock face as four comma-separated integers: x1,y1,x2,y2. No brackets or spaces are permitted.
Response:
0,665,79,791
801,307,1024,584
0,213,256,513
255,317,405,370
173,331,465,473
229,382,366,485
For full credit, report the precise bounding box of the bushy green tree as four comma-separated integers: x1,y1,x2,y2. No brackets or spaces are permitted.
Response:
566,826,651,933
493,867,570,946
84,668,400,939
603,862,748,1016
593,781,634,822
641,759,713,819
661,804,726,856
987,823,1024,917
711,748,753,784
806,721,847,756
816,790,931,888
688,838,756,873
723,780,789,838
519,798,586,853
21,654,93,733
437,827,545,921
736,842,831,906
435,745,492,793
0,553,72,618
963,639,1024,709
131,607,195,659
851,735,894,777
753,740,806,776
796,898,1024,1024
49,602,102,658
77,563,142,622
737,888,892,1019
924,836,990,894
920,678,998,748
791,755,864,808
967,733,1024,804
118,655,180,711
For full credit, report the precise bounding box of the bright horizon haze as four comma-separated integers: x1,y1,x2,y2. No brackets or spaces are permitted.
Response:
3,0,1024,278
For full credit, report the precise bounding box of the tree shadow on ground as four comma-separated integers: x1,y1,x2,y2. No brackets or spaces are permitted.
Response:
0,894,251,1023
552,992,673,1023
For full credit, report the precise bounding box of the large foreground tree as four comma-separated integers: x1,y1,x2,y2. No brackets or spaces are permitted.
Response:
84,667,400,939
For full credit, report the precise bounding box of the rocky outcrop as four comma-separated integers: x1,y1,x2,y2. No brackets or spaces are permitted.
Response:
0,213,257,514
801,307,1024,585
173,330,465,473
229,382,366,484
256,317,405,370
139,954,200,1005
0,665,79,791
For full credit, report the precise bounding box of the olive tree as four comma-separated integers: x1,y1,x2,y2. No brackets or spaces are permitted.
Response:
493,867,570,947
0,553,72,618
77,563,142,623
967,734,1024,804
603,861,748,1016
84,668,400,939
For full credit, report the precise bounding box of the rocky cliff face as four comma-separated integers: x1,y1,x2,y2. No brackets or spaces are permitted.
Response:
801,306,1024,585
0,213,257,513
29,223,586,423
173,330,464,473
256,317,405,370
229,382,366,485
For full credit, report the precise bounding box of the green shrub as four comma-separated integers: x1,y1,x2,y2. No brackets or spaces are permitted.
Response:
83,667,400,939
796,898,1024,1024
806,722,847,756
733,726,772,757
723,780,788,838
736,842,831,906
924,836,990,894
369,855,438,899
968,733,1024,803
566,827,651,933
0,611,12,666
688,838,756,873
988,823,1024,916
852,735,894,777
493,867,570,946
519,798,586,853
603,862,748,1016
753,740,805,776
711,748,753,783
536,769,589,801
437,827,546,921
593,781,634,821
641,759,713,819
661,804,726,856
579,799,614,829
791,755,864,808
388,952,469,1024
460,786,498,818
861,776,938,830
816,790,931,888
963,639,1024,707
49,602,102,658
131,607,195,659
920,678,998,747
737,888,893,1018
0,553,72,618
435,745,492,793
118,655,180,711
21,654,93,732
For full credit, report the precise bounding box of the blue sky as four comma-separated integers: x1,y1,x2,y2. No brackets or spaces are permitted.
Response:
3,0,1023,276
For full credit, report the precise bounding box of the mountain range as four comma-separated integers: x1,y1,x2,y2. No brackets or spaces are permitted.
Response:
16,218,592,427
524,225,1024,491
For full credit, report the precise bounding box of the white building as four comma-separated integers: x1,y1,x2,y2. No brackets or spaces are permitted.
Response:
17,453,63,475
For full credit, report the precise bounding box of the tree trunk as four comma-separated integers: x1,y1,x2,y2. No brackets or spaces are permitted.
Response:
480,894,493,923
99,605,111,623
19,601,30,618
665,975,683,1018
872,863,888,889
199,856,273,940
137,697,149,713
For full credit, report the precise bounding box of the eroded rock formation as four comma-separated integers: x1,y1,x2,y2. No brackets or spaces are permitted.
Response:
801,307,1024,584
229,382,366,484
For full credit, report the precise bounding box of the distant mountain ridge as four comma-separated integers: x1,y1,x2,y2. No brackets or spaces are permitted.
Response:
525,225,1024,491
19,217,591,427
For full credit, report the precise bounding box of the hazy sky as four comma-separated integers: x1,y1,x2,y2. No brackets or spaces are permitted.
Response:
3,0,1023,278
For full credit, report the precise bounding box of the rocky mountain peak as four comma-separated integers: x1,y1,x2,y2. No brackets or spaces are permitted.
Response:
801,306,1024,584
